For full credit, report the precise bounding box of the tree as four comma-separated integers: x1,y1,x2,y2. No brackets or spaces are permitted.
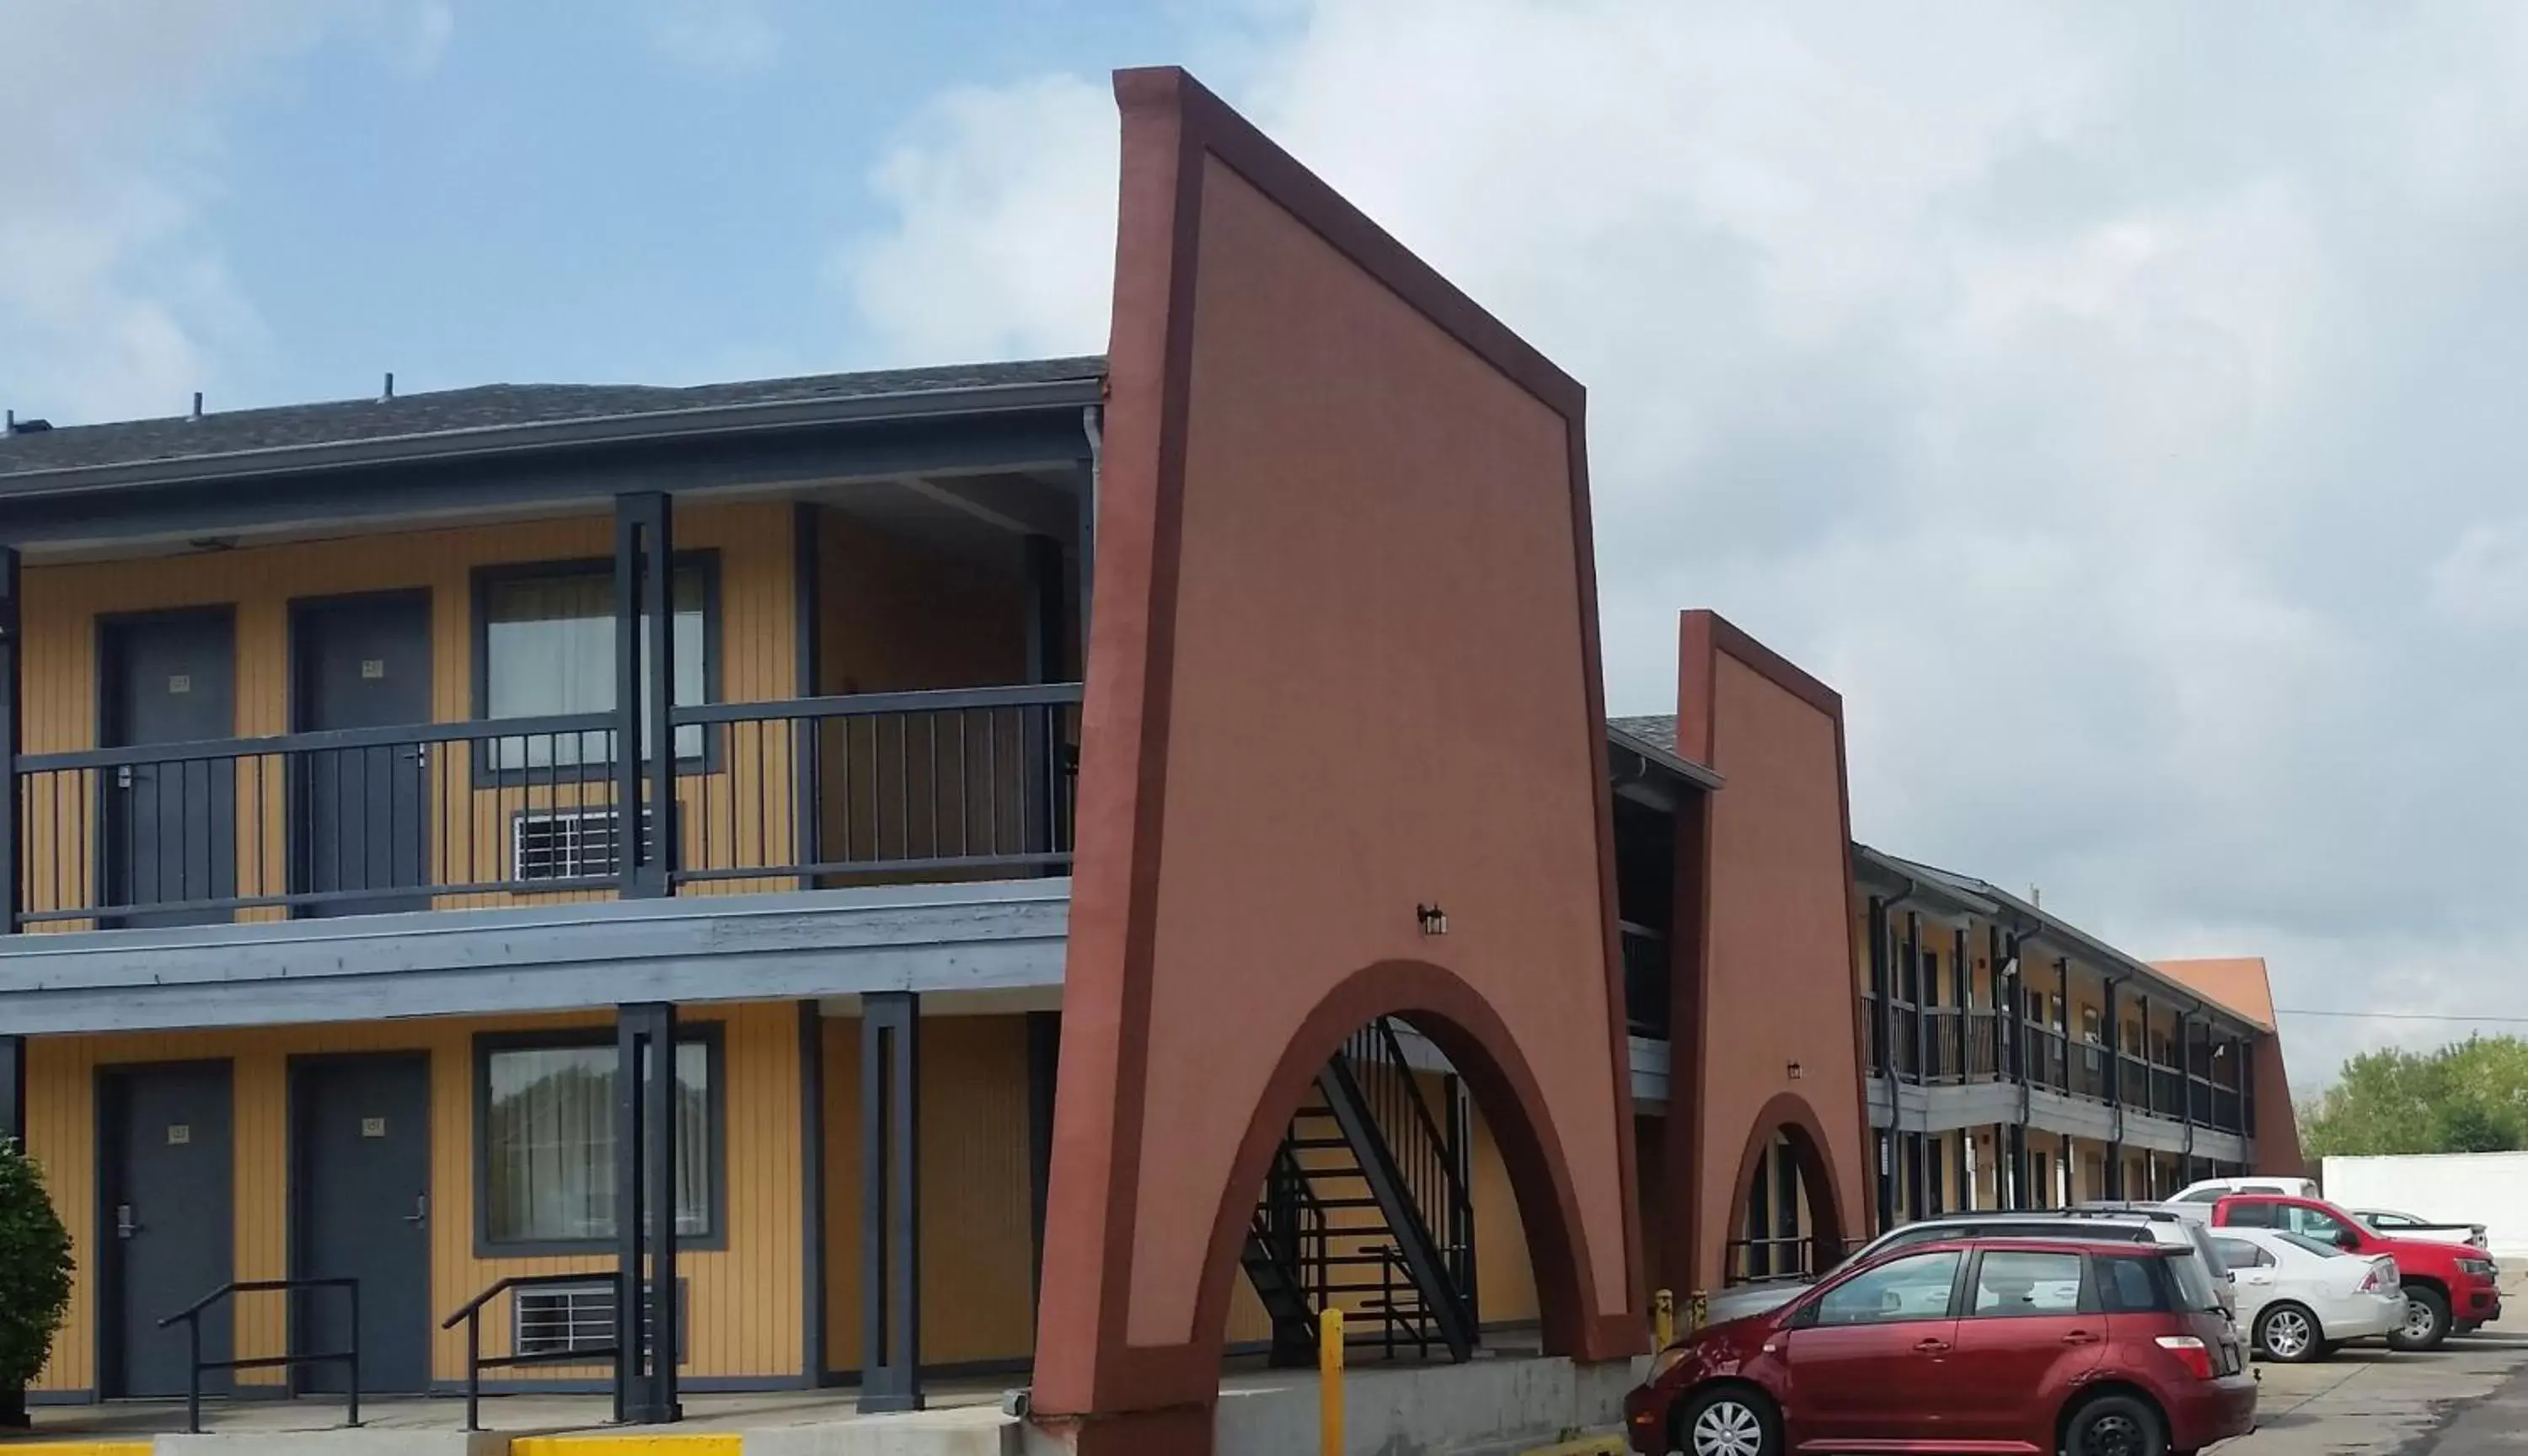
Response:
2300,1035,2528,1159
0,1138,72,1428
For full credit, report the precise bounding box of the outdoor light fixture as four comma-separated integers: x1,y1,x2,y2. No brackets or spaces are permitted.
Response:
1786,1060,1804,1080
1417,903,1449,935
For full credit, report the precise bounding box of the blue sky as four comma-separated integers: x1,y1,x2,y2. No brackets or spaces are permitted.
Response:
3,0,1245,420
18,1,2528,1079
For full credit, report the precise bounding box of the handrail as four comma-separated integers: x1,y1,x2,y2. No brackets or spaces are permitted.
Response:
18,711,615,773
441,1271,625,1432
156,1277,360,1433
669,680,1084,726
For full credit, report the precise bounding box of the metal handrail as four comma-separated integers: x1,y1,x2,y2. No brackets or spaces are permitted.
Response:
18,710,614,773
440,1271,624,1432
156,1277,360,1433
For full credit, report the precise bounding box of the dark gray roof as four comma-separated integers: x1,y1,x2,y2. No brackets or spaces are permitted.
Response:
1609,715,1679,755
0,356,1106,484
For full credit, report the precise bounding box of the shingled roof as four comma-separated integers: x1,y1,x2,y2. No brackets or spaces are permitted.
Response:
0,356,1106,488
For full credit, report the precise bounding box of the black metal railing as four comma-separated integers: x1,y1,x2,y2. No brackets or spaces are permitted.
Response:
1337,1019,1479,1331
12,683,1084,928
441,1271,624,1432
1620,921,1669,1037
669,684,1079,890
1724,1234,1840,1286
1889,1003,1921,1079
158,1277,360,1433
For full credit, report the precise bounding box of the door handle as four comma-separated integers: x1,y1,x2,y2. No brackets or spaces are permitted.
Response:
2062,1330,2102,1346
115,1203,140,1239
404,1193,429,1228
1913,1338,1952,1354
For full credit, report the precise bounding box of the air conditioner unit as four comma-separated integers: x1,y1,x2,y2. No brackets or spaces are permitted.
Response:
511,806,660,882
513,1279,685,1360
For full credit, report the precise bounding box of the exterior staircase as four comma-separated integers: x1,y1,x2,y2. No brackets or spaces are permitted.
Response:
1240,1016,1479,1364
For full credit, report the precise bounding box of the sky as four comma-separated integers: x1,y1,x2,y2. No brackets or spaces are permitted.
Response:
8,0,2528,1089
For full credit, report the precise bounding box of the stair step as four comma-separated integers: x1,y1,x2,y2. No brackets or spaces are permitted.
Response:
1285,1138,1356,1151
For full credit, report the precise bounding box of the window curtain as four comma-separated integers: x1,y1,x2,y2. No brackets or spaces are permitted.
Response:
485,1041,710,1242
483,569,707,767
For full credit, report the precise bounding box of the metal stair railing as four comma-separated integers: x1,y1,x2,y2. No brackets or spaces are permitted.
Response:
1320,1018,1479,1361
158,1277,362,1433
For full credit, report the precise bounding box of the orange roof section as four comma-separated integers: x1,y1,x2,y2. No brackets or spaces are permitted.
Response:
2150,957,2277,1033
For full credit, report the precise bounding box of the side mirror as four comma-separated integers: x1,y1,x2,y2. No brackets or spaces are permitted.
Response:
2336,1229,2361,1251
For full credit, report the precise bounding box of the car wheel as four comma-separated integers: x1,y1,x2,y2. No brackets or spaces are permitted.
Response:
2256,1303,2322,1363
1677,1384,1781,1456
2067,1392,2166,1456
2390,1286,2452,1352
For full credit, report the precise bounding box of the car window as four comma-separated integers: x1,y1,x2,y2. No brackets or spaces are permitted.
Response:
2366,1212,2414,1228
2177,1187,2223,1203
2284,1205,2356,1244
2211,1237,2271,1271
1813,1250,1962,1327
1970,1251,2086,1317
2276,1231,2339,1259
2097,1256,2169,1313
2166,1252,2225,1312
2224,1200,2278,1228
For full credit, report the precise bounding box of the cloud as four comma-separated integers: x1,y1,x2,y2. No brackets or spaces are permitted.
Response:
834,0,2528,1087
0,1,444,423
648,0,779,75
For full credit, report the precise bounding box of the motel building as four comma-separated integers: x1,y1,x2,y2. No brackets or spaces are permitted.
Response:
0,69,2303,1456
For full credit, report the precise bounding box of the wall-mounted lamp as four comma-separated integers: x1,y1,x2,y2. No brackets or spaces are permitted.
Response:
1786,1060,1804,1081
1417,903,1449,936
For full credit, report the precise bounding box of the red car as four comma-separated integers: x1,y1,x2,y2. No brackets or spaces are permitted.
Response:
1626,1238,2254,1456
2200,1194,2501,1350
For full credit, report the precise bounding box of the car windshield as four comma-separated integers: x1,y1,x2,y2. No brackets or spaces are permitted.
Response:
2165,1250,2225,1311
2276,1231,2342,1259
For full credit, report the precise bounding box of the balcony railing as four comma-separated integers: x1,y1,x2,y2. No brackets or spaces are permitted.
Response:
1620,922,1670,1038
10,683,1080,929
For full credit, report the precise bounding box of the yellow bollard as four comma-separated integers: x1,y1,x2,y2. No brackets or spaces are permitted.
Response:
1652,1287,1676,1349
1689,1290,1709,1332
1320,1306,1345,1456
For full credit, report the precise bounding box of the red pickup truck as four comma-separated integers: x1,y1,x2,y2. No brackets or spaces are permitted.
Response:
2205,1193,2501,1350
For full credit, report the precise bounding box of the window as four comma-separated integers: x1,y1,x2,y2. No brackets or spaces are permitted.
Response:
1812,1250,1961,1327
475,558,715,770
478,1031,720,1249
2175,1186,2223,1204
2281,1204,2357,1246
2275,1231,2343,1260
1970,1251,2086,1316
2224,1200,2278,1228
2097,1255,2167,1313
2165,1251,2225,1311
2212,1238,2272,1271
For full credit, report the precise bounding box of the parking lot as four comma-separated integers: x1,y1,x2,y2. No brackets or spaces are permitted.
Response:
2219,1309,2528,1456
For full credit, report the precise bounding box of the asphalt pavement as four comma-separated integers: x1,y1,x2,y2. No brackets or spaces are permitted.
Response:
2212,1330,2528,1456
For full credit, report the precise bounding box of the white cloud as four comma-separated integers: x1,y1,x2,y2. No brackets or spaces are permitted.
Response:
0,0,444,423
834,0,2528,1088
648,0,779,75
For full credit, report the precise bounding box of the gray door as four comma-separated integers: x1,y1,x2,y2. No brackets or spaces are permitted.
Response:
102,1063,234,1398
291,593,431,916
292,1055,431,1393
100,612,238,927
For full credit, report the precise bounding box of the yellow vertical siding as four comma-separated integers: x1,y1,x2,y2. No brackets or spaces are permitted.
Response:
18,503,801,926
819,1012,1038,1371
22,1003,803,1394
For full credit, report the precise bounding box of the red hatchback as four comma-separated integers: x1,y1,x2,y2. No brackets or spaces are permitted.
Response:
1626,1239,2255,1456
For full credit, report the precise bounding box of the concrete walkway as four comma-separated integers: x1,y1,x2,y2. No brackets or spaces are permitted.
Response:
2209,1330,2528,1456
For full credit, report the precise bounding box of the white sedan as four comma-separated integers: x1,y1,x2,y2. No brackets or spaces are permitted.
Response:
2211,1227,2409,1362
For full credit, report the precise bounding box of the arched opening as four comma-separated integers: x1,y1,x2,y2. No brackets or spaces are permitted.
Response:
1724,1094,1847,1287
1189,960,1610,1378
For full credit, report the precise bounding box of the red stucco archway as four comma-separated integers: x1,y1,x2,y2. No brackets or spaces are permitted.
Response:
1726,1091,1850,1278
1188,959,1606,1366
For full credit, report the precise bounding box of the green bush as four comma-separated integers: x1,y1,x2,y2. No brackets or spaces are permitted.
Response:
0,1138,73,1395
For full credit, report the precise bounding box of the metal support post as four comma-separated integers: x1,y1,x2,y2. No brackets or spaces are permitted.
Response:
861,992,923,1412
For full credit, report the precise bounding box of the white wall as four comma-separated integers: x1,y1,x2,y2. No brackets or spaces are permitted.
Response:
2323,1152,2528,1260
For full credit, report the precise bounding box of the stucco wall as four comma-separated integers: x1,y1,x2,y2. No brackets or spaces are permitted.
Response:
1668,613,1870,1291
1035,67,1641,1442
